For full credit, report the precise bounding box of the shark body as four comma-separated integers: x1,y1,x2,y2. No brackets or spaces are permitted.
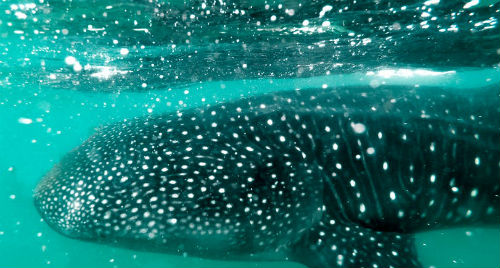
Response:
34,85,500,267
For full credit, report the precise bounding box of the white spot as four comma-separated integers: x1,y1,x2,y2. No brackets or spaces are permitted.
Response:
351,123,366,134
14,11,27,20
103,211,111,219
470,188,478,197
64,56,77,65
360,204,366,213
337,254,344,266
390,191,396,200
424,0,440,5
350,180,356,187
463,0,479,9
465,210,472,217
398,210,405,218
267,119,273,126
73,63,82,72
383,162,388,170
366,147,375,155
18,117,33,124
120,48,129,55
167,218,178,225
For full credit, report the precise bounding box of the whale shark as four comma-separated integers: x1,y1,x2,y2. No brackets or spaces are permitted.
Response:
34,85,500,268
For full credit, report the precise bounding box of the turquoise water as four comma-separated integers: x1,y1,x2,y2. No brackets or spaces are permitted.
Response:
1,0,500,267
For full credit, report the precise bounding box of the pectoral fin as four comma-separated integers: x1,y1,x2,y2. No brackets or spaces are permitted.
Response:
289,213,421,268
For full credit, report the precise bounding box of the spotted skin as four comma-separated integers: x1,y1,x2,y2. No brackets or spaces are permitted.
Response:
34,85,500,268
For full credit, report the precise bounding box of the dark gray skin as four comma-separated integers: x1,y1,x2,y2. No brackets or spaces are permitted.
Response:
34,85,500,268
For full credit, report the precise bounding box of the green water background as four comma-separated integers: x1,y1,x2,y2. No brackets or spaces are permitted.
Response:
1,69,499,267
1,0,500,266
